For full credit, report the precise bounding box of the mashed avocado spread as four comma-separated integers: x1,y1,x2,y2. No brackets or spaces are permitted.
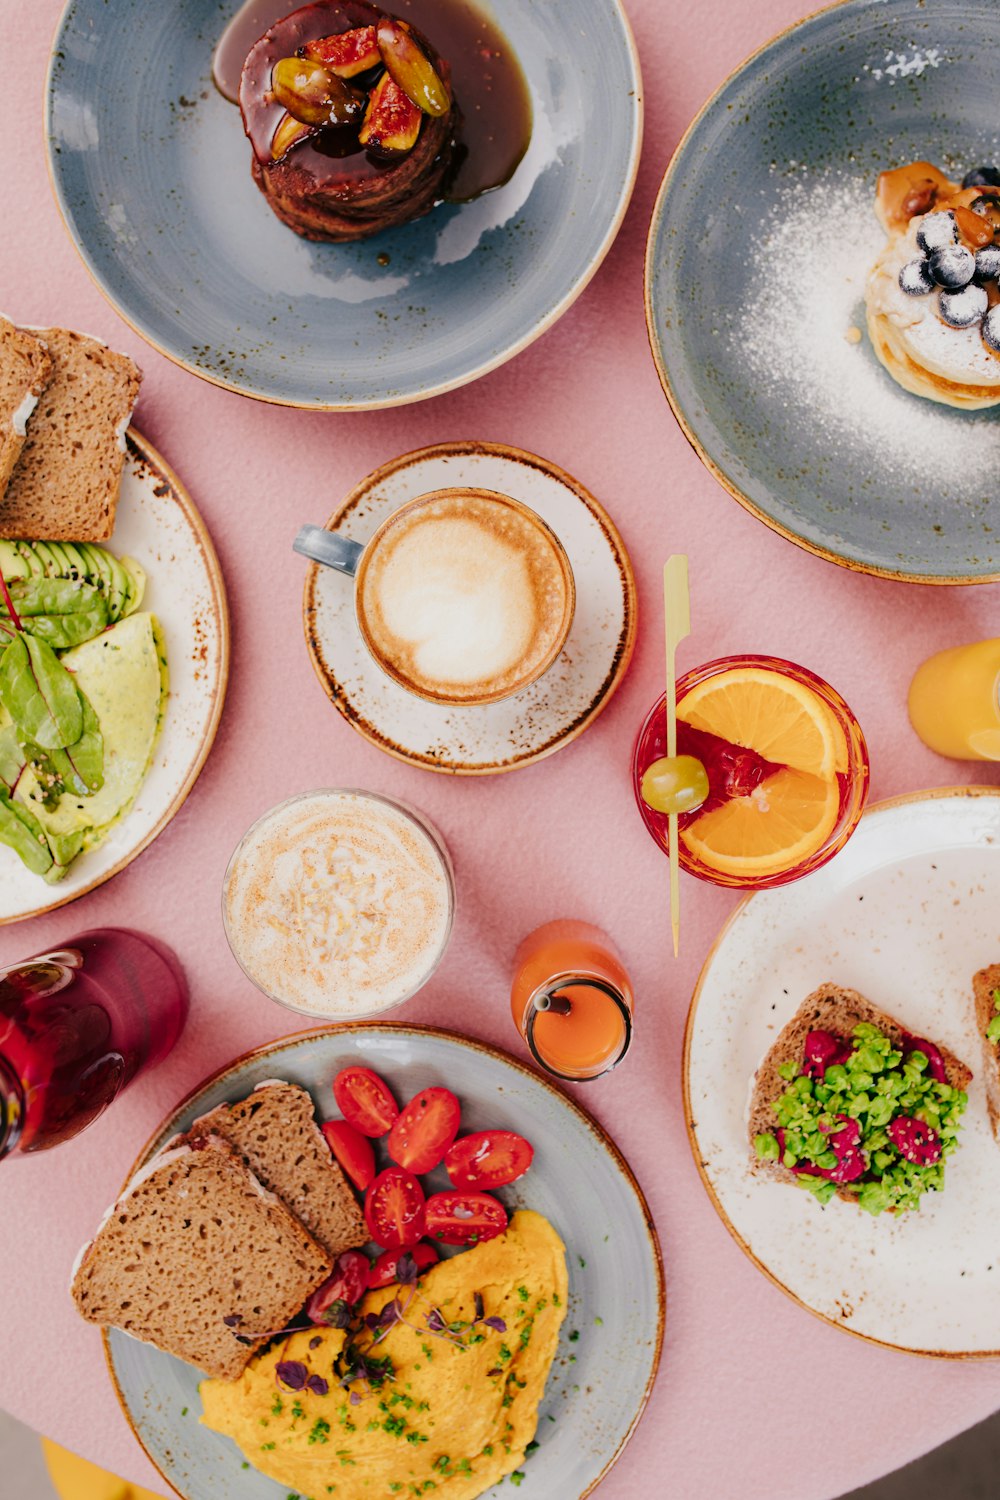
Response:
200,1210,568,1499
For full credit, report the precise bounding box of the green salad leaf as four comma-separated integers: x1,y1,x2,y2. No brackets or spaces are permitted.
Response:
0,633,83,750
19,689,104,803
1,577,110,650
0,724,25,795
0,790,52,876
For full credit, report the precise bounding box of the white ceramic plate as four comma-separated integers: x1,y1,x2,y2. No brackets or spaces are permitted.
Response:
685,787,1000,1357
302,443,637,773
104,1024,665,1498
0,432,229,923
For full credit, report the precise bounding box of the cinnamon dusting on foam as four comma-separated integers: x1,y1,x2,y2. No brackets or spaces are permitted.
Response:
223,791,452,1016
356,489,574,705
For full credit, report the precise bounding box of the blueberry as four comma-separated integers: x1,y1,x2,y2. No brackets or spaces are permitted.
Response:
928,244,976,289
983,305,1000,354
962,166,1000,189
974,245,1000,282
916,210,958,253
939,283,988,329
971,192,1000,216
898,258,935,296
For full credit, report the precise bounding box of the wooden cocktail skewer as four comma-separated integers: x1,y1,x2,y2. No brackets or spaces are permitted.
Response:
663,556,691,957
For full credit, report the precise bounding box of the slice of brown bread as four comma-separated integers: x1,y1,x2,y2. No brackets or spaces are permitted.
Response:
972,964,1000,1139
0,327,142,542
747,982,972,1204
182,1081,368,1259
70,1134,333,1380
0,319,53,496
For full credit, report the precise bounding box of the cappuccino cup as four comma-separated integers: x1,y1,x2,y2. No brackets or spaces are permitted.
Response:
295,488,576,707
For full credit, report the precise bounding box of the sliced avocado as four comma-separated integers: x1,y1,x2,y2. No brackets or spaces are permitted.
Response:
0,541,30,582
30,542,64,579
80,543,129,620
54,541,87,583
120,556,146,616
43,829,85,883
17,612,165,850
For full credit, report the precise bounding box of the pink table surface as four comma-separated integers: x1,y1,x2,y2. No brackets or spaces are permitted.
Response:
3,1,1000,1496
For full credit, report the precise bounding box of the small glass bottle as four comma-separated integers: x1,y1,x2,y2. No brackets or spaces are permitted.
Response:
510,920,633,1082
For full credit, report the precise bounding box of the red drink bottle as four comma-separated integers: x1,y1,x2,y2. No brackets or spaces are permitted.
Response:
0,929,188,1158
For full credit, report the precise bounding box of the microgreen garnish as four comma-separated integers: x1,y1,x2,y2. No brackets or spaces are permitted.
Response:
275,1360,310,1391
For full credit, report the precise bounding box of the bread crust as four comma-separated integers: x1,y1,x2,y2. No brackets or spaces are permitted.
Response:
0,319,53,496
747,982,972,1205
973,964,1000,1140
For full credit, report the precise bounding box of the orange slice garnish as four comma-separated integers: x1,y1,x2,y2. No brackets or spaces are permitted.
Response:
679,667,840,780
680,768,841,878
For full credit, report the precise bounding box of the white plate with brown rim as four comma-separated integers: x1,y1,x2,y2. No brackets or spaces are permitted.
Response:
0,431,229,923
685,787,1000,1357
301,442,637,774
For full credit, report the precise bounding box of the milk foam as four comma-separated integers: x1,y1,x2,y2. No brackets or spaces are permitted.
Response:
223,791,453,1017
359,492,573,702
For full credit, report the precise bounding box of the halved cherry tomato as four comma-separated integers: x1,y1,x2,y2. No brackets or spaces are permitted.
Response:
333,1066,399,1138
369,1241,440,1289
387,1086,461,1174
322,1119,376,1191
444,1130,534,1191
365,1167,426,1249
306,1249,371,1324
424,1190,508,1247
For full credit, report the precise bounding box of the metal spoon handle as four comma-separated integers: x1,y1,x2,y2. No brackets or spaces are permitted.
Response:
293,525,365,577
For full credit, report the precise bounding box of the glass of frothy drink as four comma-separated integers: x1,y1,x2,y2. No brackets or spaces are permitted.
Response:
222,789,455,1018
295,488,576,706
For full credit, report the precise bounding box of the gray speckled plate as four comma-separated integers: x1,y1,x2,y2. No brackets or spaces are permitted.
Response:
0,432,228,924
104,1024,664,1498
302,443,637,774
646,0,1000,583
47,0,642,409
686,787,1000,1356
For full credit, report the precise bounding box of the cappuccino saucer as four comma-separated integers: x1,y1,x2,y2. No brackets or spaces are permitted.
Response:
302,442,637,774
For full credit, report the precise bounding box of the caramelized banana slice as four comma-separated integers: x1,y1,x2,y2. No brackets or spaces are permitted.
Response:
271,55,365,127
376,18,450,117
271,110,314,161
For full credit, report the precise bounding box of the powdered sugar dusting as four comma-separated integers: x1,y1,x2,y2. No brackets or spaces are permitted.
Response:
739,170,1000,488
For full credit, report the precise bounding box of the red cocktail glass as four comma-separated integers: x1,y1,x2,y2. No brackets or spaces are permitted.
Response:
0,929,188,1158
631,655,870,890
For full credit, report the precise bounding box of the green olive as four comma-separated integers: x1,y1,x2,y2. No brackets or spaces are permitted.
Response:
376,18,450,117
271,55,365,128
640,755,710,816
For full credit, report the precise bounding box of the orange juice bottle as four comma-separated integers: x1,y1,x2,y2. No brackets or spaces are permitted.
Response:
510,920,633,1082
908,640,1000,760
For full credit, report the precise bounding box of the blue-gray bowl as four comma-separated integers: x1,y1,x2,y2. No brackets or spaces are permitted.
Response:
47,0,642,409
645,0,1000,584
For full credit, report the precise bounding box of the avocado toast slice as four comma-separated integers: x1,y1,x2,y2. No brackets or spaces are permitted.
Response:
973,964,1000,1139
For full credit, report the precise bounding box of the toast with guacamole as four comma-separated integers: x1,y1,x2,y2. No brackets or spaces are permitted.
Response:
0,537,166,883
973,964,1000,1140
750,983,971,1215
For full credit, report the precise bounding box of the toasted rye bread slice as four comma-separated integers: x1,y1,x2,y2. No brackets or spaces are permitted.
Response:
0,319,53,496
0,327,141,542
972,965,1000,1140
747,982,972,1205
70,1134,333,1380
182,1081,368,1260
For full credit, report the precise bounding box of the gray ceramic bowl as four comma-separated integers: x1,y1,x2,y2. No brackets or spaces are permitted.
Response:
47,0,641,410
103,1025,664,1499
645,0,1000,583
